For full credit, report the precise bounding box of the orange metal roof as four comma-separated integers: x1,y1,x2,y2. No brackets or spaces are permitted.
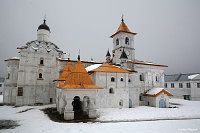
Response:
60,60,102,89
56,62,73,88
57,62,73,81
145,89,173,97
111,21,137,38
90,63,133,74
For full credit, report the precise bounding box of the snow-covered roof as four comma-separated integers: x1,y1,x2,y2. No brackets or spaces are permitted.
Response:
188,74,199,80
165,73,200,82
86,64,102,72
145,88,173,97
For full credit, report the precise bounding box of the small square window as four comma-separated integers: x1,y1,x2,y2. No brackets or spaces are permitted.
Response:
179,83,183,88
197,83,200,88
18,87,23,96
140,74,144,81
186,83,191,88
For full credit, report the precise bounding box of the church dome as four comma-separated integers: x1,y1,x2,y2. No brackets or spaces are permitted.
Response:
37,19,50,31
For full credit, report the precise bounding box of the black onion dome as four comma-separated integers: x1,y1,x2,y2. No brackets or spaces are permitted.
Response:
37,19,50,31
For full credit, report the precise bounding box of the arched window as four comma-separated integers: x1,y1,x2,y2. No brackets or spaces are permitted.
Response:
109,88,114,94
111,77,115,82
116,38,119,46
40,57,44,65
39,73,43,79
125,37,129,45
156,76,159,82
128,79,131,82
120,78,124,82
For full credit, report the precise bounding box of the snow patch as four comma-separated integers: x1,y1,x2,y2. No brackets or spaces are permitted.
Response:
86,64,102,72
188,74,199,79
146,88,164,95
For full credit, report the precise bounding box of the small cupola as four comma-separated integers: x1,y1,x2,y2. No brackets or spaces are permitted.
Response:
38,19,50,31
37,19,50,42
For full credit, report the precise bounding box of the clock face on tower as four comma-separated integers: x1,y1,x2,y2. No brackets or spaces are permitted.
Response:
126,51,130,56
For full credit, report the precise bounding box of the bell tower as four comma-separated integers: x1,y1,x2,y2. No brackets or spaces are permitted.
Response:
110,17,137,64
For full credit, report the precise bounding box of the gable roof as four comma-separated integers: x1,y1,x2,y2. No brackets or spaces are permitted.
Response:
110,20,137,38
165,73,200,82
145,88,173,97
89,63,132,74
60,60,102,89
56,62,73,81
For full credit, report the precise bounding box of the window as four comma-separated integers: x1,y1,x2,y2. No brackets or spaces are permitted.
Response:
109,88,114,94
116,38,119,46
125,37,129,45
0,92,2,95
140,74,144,81
171,83,174,88
139,96,142,101
111,77,115,82
119,100,123,106
40,57,44,65
186,83,191,88
165,83,167,88
7,73,10,79
184,95,190,100
128,79,131,82
197,83,200,88
39,73,43,79
120,78,124,82
18,87,23,96
179,83,183,88
50,98,53,103
156,76,159,82
0,84,2,87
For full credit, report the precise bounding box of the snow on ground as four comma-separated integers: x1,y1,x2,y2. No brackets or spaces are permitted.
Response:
0,99,200,133
97,98,200,121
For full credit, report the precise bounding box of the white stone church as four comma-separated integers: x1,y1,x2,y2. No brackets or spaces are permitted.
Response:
3,18,172,120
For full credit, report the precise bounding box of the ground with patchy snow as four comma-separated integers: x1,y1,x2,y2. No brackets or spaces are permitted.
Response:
0,98,200,133
97,99,200,121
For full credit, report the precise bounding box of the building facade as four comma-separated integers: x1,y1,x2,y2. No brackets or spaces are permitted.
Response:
165,73,200,100
0,77,5,95
3,18,170,112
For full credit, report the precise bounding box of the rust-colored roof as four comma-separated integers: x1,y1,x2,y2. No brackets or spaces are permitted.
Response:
60,60,102,89
145,88,173,97
111,21,137,38
57,62,73,81
55,62,73,88
90,63,133,74
128,60,168,67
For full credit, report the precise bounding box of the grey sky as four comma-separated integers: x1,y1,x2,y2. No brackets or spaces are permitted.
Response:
0,0,200,77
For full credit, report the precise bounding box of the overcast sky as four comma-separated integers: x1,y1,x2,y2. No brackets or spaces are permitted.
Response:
0,0,200,77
